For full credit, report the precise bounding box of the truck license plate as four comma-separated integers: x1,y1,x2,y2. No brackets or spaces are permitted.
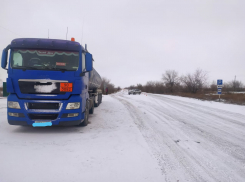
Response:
33,121,52,127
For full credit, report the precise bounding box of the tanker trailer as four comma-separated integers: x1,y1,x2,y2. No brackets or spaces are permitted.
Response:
88,68,102,114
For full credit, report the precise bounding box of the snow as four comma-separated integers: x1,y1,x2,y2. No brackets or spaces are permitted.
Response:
34,83,57,93
0,97,163,182
113,90,245,181
230,92,245,94
1,91,245,182
150,93,245,115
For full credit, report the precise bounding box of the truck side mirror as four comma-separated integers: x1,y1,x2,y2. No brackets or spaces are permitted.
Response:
85,52,93,72
1,48,8,70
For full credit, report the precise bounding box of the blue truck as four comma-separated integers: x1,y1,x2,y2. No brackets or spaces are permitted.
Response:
1,38,102,127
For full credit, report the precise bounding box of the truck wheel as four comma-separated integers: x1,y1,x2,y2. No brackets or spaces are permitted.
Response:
79,101,89,126
98,95,101,106
94,95,99,107
89,100,94,114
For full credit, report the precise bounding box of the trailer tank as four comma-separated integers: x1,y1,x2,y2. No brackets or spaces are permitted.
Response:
89,68,102,90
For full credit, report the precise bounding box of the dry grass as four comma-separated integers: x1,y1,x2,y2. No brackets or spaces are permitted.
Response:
167,92,245,105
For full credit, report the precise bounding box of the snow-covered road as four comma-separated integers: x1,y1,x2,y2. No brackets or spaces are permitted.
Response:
0,91,245,182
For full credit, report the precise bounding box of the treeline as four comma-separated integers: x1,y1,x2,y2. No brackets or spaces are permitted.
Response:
100,77,121,94
127,69,245,94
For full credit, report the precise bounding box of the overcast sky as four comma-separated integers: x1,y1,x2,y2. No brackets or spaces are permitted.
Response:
0,0,245,87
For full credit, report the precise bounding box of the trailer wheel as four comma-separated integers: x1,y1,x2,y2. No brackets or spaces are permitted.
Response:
79,100,89,126
98,95,101,106
94,96,99,107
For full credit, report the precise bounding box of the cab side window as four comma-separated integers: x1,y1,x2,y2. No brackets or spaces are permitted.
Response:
12,52,23,67
82,53,85,71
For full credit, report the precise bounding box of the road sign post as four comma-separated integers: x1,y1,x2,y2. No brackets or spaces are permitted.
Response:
217,88,222,101
217,79,223,102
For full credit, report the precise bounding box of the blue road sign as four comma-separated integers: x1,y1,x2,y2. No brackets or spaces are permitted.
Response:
217,88,222,95
217,79,223,85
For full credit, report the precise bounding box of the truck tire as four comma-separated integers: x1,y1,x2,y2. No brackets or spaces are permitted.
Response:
79,100,89,126
94,96,99,107
89,99,94,114
98,95,101,106
98,94,102,105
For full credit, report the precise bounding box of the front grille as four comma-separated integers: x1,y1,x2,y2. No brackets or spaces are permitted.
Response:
19,81,66,94
27,103,60,110
28,114,58,120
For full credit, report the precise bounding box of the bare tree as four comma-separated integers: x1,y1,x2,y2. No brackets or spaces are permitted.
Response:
210,80,217,92
154,81,165,94
162,70,179,93
231,80,243,92
136,84,143,91
181,69,208,93
100,77,117,94
145,81,155,93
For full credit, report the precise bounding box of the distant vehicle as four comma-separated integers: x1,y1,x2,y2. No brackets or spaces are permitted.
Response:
128,89,141,95
128,89,134,95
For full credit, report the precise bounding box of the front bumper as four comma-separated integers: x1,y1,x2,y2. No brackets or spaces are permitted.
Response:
7,94,85,126
8,120,81,126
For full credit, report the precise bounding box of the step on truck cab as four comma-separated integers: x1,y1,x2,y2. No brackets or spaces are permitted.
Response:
1,38,102,127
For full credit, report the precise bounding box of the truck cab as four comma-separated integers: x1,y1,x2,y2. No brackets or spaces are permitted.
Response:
1,38,95,127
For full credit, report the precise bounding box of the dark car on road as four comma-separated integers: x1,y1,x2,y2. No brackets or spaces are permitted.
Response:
128,89,141,95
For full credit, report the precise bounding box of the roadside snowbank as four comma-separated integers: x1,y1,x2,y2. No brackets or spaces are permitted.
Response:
151,93,245,115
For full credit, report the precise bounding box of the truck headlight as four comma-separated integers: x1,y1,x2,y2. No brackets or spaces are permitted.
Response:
66,102,80,110
8,101,21,109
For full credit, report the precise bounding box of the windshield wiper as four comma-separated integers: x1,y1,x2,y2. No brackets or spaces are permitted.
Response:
14,66,39,71
49,68,68,73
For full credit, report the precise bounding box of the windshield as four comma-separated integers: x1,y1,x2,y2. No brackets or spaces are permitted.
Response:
11,49,79,71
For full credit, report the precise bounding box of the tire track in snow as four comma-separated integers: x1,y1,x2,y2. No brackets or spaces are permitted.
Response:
151,94,245,127
146,100,245,181
147,95,245,162
112,95,214,182
113,93,245,182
